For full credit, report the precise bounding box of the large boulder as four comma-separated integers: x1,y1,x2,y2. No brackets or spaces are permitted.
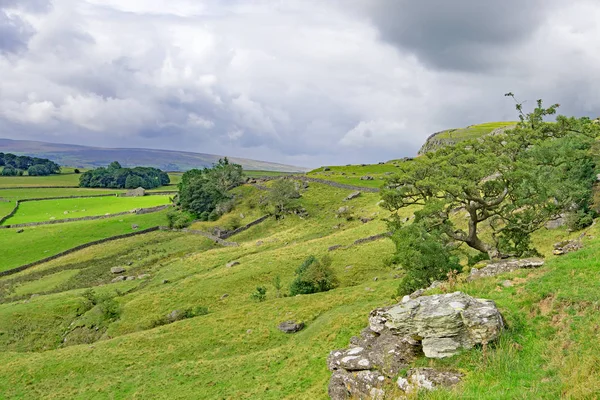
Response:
468,258,544,281
369,292,504,358
278,321,305,333
553,240,582,255
328,292,503,399
345,191,361,201
110,267,126,274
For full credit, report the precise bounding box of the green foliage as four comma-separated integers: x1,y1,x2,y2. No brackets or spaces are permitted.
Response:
178,158,244,217
250,286,267,302
383,97,600,258
79,162,169,189
272,275,282,298
166,210,193,229
80,289,121,322
289,255,339,296
392,222,461,296
0,152,60,176
265,179,300,218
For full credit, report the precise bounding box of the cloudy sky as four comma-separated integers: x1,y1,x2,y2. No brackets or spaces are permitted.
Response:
1,0,600,167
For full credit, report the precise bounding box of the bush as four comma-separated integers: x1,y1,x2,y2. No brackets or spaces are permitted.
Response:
74,168,81,174
392,223,461,296
289,255,339,296
250,286,267,302
166,210,193,229
266,179,300,218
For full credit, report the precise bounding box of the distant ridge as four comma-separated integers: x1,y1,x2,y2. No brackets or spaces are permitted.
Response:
0,138,307,172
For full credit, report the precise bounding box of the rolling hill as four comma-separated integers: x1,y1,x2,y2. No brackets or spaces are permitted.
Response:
0,138,307,172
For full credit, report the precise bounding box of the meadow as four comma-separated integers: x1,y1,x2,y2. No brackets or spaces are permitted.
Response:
0,156,597,399
3,195,171,225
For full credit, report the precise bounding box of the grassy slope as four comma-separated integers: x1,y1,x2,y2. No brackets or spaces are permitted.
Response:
3,195,171,225
306,162,403,189
0,211,169,272
434,121,518,140
0,160,598,399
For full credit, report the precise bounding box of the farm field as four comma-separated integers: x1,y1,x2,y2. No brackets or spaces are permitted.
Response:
0,210,169,272
3,195,171,225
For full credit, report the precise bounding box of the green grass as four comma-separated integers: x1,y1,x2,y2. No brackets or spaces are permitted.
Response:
245,170,299,178
0,172,84,187
3,195,171,225
0,211,169,272
0,165,599,399
306,161,403,188
434,121,518,140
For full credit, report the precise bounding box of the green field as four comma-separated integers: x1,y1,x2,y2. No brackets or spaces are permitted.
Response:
3,195,171,225
306,161,403,188
434,121,518,140
0,211,169,272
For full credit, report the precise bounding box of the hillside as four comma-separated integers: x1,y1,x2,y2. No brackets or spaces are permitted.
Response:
1,118,599,399
0,138,307,173
418,121,518,154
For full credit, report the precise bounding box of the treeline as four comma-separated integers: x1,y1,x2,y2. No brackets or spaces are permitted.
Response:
79,161,170,189
0,153,61,176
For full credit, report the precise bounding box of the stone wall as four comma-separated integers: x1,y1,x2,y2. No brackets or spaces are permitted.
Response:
0,227,161,277
219,215,270,239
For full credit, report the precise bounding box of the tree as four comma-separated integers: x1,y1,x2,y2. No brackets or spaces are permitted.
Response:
289,255,339,296
79,163,169,189
178,158,244,217
382,97,599,258
1,166,20,176
266,179,300,217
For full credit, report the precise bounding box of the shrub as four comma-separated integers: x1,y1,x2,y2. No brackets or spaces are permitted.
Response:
166,210,193,229
289,255,339,296
250,286,267,302
266,179,300,218
74,168,81,174
392,223,461,296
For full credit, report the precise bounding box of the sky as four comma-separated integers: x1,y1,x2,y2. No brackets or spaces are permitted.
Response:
1,0,600,168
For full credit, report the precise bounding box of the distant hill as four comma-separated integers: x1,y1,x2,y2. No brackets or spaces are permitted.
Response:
418,121,518,154
0,138,307,172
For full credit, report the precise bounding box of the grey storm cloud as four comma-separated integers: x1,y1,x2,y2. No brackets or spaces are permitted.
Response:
0,0,600,167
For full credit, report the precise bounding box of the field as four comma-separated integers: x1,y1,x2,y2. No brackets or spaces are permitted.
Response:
0,156,598,399
306,162,403,188
3,195,171,225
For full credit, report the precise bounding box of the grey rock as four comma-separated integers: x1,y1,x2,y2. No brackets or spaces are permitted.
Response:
345,191,361,201
110,267,126,274
329,370,387,400
553,240,582,255
226,261,240,268
220,293,229,300
137,274,150,279
278,320,305,333
369,292,504,358
397,368,463,394
336,206,349,215
360,217,374,224
162,279,170,284
16,229,24,233
166,310,183,322
545,214,567,229
328,245,343,252
323,167,331,171
373,277,378,282
468,258,544,281
131,224,139,230
111,276,127,283
501,280,513,288
126,276,136,281
360,175,374,181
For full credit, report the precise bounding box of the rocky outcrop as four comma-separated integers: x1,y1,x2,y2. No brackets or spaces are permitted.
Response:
553,240,582,255
344,191,361,201
277,321,304,333
468,258,544,281
111,267,126,274
396,368,463,395
327,292,504,399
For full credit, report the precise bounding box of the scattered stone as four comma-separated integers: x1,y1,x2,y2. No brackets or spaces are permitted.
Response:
110,267,126,274
126,276,136,281
137,274,150,279
365,287,373,292
16,229,24,233
63,211,69,215
345,191,361,201
246,329,253,334
360,217,373,224
240,213,245,219
162,279,170,284
30,294,40,299
111,276,127,283
373,277,378,282
345,265,353,270
132,224,139,230
166,310,183,322
553,239,582,255
278,320,305,333
360,175,374,181
501,280,513,288
256,241,264,246
397,368,463,395
126,261,133,266
323,167,331,171
220,294,229,300
329,245,344,252
545,214,568,229
226,261,240,268
468,258,544,281
336,206,349,215
428,281,443,289
369,292,504,358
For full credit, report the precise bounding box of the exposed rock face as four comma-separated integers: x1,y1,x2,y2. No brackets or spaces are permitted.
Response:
369,292,504,358
553,240,582,255
468,258,544,281
328,292,503,399
277,321,305,333
545,214,568,229
345,191,361,201
110,267,126,274
397,368,463,395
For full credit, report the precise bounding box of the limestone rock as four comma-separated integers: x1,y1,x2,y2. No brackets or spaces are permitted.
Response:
126,276,136,281
277,321,305,333
545,214,567,229
328,370,387,400
369,292,504,358
16,229,24,233
110,267,126,274
137,274,150,279
553,240,582,255
397,368,463,395
468,258,544,281
345,191,361,201
131,224,139,230
360,175,374,181
111,276,126,283
226,261,240,268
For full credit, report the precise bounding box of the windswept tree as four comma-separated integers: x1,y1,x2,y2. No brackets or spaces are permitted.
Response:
382,96,599,258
